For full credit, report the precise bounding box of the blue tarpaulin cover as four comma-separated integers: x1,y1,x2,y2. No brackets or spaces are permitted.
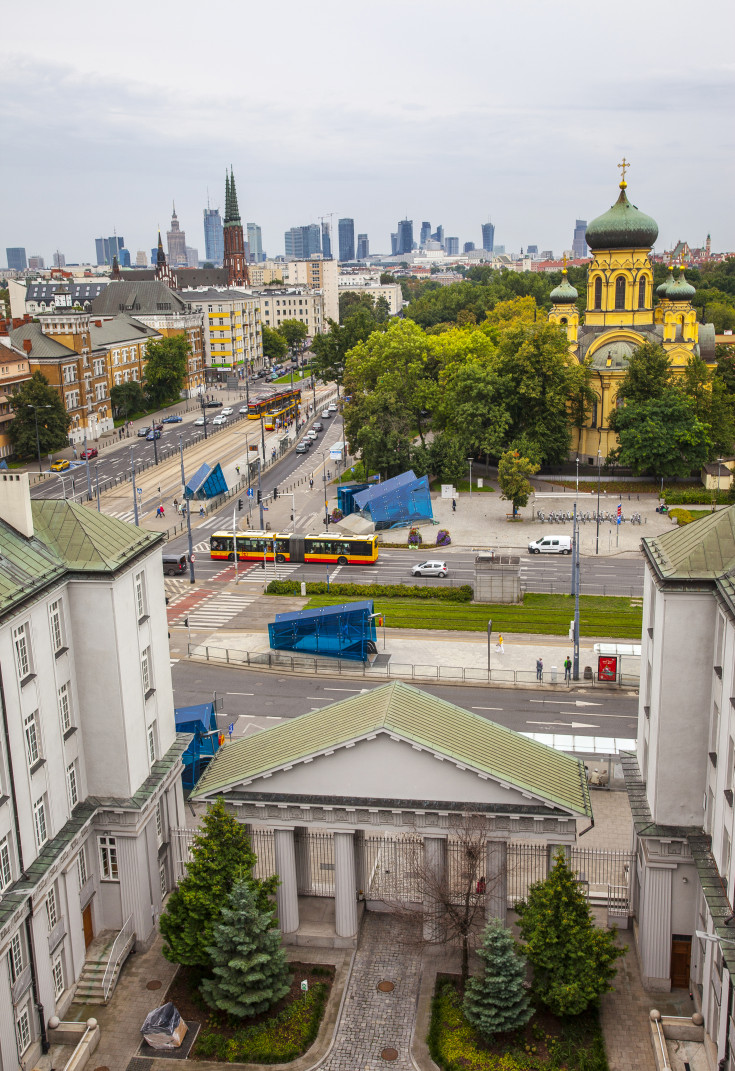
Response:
268,600,377,661
175,702,220,790
353,470,432,528
184,462,228,500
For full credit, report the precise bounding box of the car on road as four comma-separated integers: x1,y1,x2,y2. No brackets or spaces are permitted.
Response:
221,407,234,415
204,400,222,409
80,447,98,459
194,417,206,426
152,422,164,431
299,438,312,450
312,421,323,431
137,426,151,437
306,429,318,440
146,430,162,440
321,409,331,418
411,560,448,578
162,414,183,423
268,372,280,381
50,458,71,472
212,414,228,425
239,406,249,414
527,535,572,555
295,442,309,453
327,403,338,413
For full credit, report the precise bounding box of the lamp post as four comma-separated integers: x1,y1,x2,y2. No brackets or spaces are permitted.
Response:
199,394,208,440
130,446,139,526
467,458,473,497
575,455,579,498
595,450,602,555
179,434,195,584
322,451,329,528
28,404,52,473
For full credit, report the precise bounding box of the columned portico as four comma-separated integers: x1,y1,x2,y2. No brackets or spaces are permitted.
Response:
273,827,299,933
333,830,358,938
423,835,447,942
294,826,311,894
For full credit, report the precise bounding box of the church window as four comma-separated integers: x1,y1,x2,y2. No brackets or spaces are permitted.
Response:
594,277,602,309
560,317,567,325
638,278,646,308
591,399,598,428
614,276,626,310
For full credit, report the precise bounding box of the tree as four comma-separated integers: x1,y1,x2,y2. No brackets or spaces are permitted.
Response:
463,919,532,1039
277,318,308,352
262,325,288,363
110,380,145,419
683,355,735,458
497,450,539,516
159,798,277,971
9,371,71,459
200,878,291,1018
616,341,672,404
610,391,712,479
143,335,189,406
516,850,625,1017
311,307,385,387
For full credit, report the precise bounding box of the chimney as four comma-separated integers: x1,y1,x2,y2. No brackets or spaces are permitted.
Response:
0,472,34,538
22,339,32,354
0,320,8,336
95,320,102,328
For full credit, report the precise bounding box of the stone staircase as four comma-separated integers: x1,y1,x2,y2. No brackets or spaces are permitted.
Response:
74,926,135,1005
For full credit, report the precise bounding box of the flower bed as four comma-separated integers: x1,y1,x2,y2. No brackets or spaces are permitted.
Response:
428,976,608,1071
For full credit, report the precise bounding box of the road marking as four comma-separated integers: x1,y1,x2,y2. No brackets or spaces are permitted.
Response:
472,706,503,711
323,687,363,692
527,720,600,728
554,710,634,719
529,699,603,707
227,692,254,696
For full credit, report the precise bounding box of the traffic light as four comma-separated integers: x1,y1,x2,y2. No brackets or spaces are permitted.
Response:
273,487,278,499
238,498,243,511
257,489,262,503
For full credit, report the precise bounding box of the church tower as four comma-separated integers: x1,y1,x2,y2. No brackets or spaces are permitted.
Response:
223,168,249,287
154,230,176,286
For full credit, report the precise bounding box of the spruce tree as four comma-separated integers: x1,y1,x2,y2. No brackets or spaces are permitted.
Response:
463,919,532,1039
201,878,292,1018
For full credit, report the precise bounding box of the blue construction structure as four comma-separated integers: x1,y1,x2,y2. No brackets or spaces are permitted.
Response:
175,702,222,790
337,482,368,516
269,600,377,661
353,470,432,529
184,462,228,500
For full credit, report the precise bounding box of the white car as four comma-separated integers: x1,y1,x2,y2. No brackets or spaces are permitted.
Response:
306,429,318,440
221,407,234,416
327,403,338,413
212,414,228,425
527,535,572,555
321,409,331,418
239,406,249,414
194,417,206,426
412,560,448,578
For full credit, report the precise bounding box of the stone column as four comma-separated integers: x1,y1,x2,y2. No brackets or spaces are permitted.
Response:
333,831,358,938
485,840,507,923
423,835,447,942
294,827,312,894
353,830,368,899
273,828,299,934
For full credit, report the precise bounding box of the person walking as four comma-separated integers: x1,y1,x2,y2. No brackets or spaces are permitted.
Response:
452,498,456,512
309,477,314,490
495,633,504,653
199,505,205,517
564,655,572,682
536,657,543,681
173,497,179,510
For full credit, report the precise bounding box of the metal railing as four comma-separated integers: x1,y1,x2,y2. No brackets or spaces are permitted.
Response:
102,913,134,1003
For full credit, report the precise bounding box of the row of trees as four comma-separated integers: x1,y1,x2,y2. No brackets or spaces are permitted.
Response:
262,318,309,363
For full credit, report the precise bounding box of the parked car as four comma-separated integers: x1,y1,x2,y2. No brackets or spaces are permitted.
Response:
204,400,223,409
152,422,164,431
162,553,187,576
212,414,228,425
295,442,309,454
527,535,572,555
239,406,249,414
162,414,183,423
137,426,151,437
268,372,280,381
312,421,323,431
221,407,234,416
50,458,71,472
80,447,98,459
146,430,162,440
321,409,331,418
411,560,448,578
194,417,206,426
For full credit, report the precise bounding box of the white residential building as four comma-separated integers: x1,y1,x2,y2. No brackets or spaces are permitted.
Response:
0,473,187,1071
337,277,403,316
284,257,339,324
183,288,263,374
253,287,324,337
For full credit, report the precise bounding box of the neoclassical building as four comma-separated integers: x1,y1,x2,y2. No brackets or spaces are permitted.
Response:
548,172,717,460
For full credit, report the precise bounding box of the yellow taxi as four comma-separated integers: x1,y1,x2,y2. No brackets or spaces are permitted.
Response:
50,459,71,472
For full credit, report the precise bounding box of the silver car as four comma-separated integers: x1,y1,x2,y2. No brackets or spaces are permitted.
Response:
411,560,448,578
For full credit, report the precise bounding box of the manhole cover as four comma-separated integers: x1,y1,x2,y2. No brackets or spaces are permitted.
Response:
146,981,162,991
381,1049,398,1062
377,980,395,993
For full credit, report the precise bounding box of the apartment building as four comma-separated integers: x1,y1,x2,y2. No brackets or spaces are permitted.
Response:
0,338,32,459
284,257,338,323
0,472,187,1071
182,289,263,375
337,277,403,316
88,315,161,393
253,287,324,336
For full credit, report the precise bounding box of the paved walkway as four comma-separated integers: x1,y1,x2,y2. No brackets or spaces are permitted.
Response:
600,927,657,1071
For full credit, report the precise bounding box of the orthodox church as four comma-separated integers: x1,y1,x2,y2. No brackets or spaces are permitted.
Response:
548,163,717,460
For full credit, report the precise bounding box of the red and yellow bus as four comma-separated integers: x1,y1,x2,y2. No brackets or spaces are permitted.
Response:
210,531,379,566
264,398,299,430
247,387,301,419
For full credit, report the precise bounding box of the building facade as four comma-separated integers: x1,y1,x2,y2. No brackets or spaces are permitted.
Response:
95,237,124,268
166,207,187,270
203,207,224,266
223,170,249,287
397,219,413,256
356,234,369,260
572,219,588,259
0,338,32,458
338,219,355,262
337,278,403,316
0,472,187,1071
285,225,321,260
6,249,27,272
254,287,324,336
183,289,263,375
285,257,339,324
481,222,495,253
246,223,263,263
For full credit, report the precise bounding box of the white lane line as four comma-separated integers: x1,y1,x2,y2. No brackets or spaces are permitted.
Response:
529,699,602,707
472,706,503,711
554,711,634,719
264,715,283,720
527,720,600,728
227,692,255,696
323,687,363,692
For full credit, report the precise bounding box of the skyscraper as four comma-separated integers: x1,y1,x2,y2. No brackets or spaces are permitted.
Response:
463,242,475,253
397,219,413,256
391,233,398,256
419,222,431,247
247,223,263,262
186,247,199,268
167,204,187,268
481,222,495,252
356,234,369,260
28,256,45,270
6,247,27,271
95,235,125,266
445,237,459,256
572,219,588,259
136,250,147,266
223,169,249,286
119,248,131,267
338,218,355,262
53,251,66,268
203,207,224,266
431,225,444,246
321,221,332,259
285,225,321,259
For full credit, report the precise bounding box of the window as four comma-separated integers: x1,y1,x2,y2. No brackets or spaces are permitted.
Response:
66,761,78,808
13,623,32,680
8,931,24,983
638,277,646,308
0,834,12,890
99,836,118,881
49,599,65,652
593,277,602,310
46,886,58,929
33,797,48,847
148,723,157,765
52,956,64,998
159,860,167,899
614,276,626,310
77,846,88,887
156,800,164,843
135,571,147,619
16,1007,31,1054
24,711,40,767
58,682,73,733
141,647,152,696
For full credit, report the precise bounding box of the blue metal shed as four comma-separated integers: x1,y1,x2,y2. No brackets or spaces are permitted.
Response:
175,702,221,790
184,462,228,500
268,600,377,661
353,470,433,529
337,482,368,516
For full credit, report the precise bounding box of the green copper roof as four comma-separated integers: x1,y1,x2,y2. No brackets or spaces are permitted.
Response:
585,183,658,251
660,268,696,303
0,522,67,614
642,505,735,580
550,273,578,304
31,499,161,572
192,680,592,816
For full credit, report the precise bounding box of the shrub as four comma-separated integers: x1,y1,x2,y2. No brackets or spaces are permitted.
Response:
407,526,423,546
463,919,532,1039
668,507,693,526
665,487,729,505
331,507,343,522
267,580,473,602
436,529,451,546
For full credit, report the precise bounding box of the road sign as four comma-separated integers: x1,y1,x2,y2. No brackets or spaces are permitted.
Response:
137,487,142,496
616,503,622,525
228,722,234,737
190,554,196,562
247,488,254,497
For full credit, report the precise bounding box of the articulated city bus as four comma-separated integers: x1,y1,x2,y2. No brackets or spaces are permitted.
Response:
247,387,301,419
264,398,299,430
210,531,379,565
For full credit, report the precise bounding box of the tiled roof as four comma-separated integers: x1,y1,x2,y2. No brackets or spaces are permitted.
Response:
9,322,76,359
192,680,592,816
642,505,735,581
0,519,67,614
90,281,189,316
89,314,158,347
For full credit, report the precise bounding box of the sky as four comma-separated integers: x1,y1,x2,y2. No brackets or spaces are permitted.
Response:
2,0,734,266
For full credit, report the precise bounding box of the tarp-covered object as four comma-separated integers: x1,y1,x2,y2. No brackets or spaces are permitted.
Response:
141,1003,188,1049
269,600,377,661
353,470,432,529
184,462,228,500
175,702,220,791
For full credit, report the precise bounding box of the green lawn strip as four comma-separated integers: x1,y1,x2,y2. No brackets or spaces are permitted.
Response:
303,592,642,639
272,369,312,384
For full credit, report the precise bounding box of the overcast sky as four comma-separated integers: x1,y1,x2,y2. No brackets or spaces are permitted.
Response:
3,0,734,265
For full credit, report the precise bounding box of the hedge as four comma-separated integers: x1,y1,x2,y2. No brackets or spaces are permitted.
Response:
665,488,729,505
266,580,474,602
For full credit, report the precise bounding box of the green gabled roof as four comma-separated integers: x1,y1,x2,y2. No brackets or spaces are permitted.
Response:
642,506,735,580
31,500,161,572
0,522,66,613
192,681,591,816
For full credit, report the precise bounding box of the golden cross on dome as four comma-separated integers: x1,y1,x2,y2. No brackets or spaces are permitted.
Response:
618,157,630,184
562,252,567,273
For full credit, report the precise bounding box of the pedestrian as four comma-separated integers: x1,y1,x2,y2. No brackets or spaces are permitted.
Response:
236,465,240,475
564,655,572,682
173,497,179,510
199,505,205,517
476,875,486,894
495,633,504,653
536,657,543,681
72,447,77,460
452,498,456,512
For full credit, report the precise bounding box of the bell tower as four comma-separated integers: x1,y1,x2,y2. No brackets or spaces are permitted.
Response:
223,168,249,288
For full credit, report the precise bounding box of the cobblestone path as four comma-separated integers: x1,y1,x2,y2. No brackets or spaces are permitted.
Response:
321,913,422,1071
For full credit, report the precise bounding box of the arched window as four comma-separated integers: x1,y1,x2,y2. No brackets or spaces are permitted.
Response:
594,277,602,309
560,317,567,325
638,278,646,308
615,276,626,310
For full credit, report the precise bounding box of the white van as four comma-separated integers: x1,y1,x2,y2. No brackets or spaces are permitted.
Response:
528,535,572,555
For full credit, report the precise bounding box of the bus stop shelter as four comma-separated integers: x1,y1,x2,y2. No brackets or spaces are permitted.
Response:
184,462,228,500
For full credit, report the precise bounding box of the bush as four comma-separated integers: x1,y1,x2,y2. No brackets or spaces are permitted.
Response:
436,529,451,546
665,487,730,505
267,580,473,602
331,507,343,522
668,507,693,526
407,526,423,546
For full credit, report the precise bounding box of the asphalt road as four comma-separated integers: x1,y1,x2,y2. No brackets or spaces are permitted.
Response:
171,660,639,742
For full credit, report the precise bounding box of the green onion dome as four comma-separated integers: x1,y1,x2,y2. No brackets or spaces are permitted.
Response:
549,271,578,304
585,182,659,251
661,268,696,303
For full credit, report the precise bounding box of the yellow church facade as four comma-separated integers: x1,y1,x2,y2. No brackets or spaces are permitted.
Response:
549,172,716,462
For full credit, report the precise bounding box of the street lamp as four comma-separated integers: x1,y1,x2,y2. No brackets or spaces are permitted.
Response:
575,456,580,498
595,451,602,555
321,451,329,528
467,458,474,498
199,394,208,440
28,404,52,473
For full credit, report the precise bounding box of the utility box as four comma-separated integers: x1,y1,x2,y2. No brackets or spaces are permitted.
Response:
474,553,521,604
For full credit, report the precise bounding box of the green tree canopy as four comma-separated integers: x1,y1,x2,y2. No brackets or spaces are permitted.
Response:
517,850,625,1017
617,341,672,404
277,318,308,351
497,449,539,516
9,371,71,460
463,919,532,1040
262,325,288,362
110,380,145,419
683,355,735,458
143,335,189,406
310,306,385,386
610,390,712,479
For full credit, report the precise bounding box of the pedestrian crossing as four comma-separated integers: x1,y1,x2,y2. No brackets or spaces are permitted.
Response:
171,591,257,629
165,578,193,602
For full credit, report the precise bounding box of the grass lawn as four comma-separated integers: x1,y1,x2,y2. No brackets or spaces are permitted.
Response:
167,962,334,1064
429,976,608,1071
272,369,313,384
304,592,643,638
430,479,495,493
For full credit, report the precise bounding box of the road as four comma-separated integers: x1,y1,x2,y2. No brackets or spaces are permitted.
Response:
171,660,639,742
